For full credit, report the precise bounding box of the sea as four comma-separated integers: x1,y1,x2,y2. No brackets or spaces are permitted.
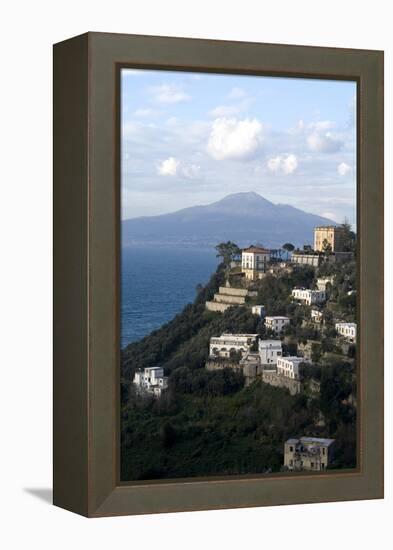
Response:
121,246,219,349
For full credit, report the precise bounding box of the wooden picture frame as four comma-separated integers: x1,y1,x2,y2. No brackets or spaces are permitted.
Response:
53,32,384,517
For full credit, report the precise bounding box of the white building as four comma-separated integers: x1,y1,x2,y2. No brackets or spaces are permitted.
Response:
251,304,266,317
291,252,321,267
241,246,271,280
291,288,326,306
284,437,335,471
316,277,334,291
133,366,169,397
209,333,258,358
335,322,357,343
311,309,323,323
259,340,282,365
277,356,305,379
265,316,290,333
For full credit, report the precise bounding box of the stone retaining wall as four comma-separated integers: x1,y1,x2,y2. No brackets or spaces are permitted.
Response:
214,293,246,304
262,370,303,395
205,301,232,313
205,360,242,371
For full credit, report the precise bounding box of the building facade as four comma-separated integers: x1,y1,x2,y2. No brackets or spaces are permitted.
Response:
258,339,282,365
251,304,266,317
284,437,335,471
276,356,305,379
292,288,326,305
265,316,290,333
241,246,271,280
291,252,321,267
262,369,302,395
314,225,345,252
316,276,334,291
133,366,168,397
311,309,323,323
335,322,357,343
209,333,258,358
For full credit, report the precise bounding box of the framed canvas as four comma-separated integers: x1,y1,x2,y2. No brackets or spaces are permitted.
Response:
53,32,384,517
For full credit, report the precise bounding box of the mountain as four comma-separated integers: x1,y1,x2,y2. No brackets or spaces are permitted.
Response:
121,192,336,248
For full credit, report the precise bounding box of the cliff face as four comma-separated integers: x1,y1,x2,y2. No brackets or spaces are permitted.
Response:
122,192,335,248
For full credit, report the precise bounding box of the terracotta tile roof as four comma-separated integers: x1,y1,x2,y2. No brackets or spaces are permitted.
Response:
242,246,270,254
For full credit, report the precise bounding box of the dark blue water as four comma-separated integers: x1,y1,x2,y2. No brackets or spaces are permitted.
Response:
121,246,219,348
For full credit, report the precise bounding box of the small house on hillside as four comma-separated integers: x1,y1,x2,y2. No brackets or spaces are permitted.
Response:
265,316,290,334
284,437,335,471
133,366,168,397
209,333,258,359
241,246,270,280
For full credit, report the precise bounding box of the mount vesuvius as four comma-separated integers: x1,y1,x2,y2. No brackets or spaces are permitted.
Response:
121,192,336,249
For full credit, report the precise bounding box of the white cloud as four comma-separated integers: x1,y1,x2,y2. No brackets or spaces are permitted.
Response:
157,157,180,176
207,118,263,161
267,154,298,175
307,131,343,153
182,164,200,179
157,157,200,179
282,154,298,174
337,162,352,176
151,84,190,104
267,156,281,173
309,120,336,131
133,108,156,117
228,87,247,99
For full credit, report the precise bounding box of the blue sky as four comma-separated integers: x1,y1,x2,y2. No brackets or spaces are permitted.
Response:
121,69,356,226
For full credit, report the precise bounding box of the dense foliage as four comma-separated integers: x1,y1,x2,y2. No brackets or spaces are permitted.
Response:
121,248,357,481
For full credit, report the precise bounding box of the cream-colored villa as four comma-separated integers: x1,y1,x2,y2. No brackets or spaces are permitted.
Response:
241,246,270,280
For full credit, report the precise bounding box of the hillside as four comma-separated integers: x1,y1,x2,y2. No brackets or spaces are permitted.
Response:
122,192,335,248
121,260,357,481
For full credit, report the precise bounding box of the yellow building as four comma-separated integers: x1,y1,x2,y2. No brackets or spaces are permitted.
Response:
314,225,345,252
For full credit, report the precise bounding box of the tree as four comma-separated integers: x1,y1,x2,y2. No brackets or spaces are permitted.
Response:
282,243,295,252
322,239,332,255
215,241,241,266
341,219,356,252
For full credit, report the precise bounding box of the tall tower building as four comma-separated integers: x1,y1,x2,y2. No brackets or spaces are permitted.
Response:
314,225,345,252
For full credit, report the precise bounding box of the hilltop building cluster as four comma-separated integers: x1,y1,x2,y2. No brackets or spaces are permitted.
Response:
131,224,356,471
204,223,356,470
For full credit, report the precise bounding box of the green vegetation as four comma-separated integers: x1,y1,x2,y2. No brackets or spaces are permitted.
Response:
215,241,241,266
121,241,357,481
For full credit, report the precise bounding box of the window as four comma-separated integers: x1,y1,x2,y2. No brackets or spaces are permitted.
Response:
311,462,314,468
289,446,293,452
322,447,326,455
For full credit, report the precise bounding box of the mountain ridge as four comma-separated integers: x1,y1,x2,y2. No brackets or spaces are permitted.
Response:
122,192,337,248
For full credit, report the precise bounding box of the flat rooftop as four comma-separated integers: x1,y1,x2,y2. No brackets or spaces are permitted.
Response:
286,436,335,446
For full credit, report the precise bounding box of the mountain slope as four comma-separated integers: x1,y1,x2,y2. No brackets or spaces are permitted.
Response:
122,192,336,248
